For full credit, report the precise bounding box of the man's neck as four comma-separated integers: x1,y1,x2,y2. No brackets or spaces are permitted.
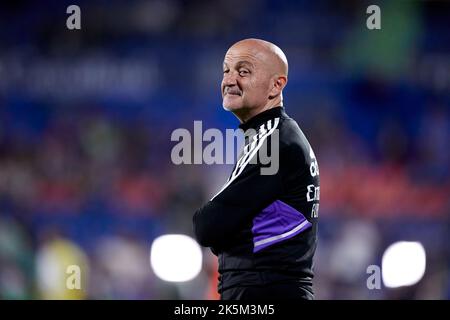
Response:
234,101,283,124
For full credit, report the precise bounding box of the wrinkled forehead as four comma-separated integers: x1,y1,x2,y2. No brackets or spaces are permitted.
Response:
223,44,269,69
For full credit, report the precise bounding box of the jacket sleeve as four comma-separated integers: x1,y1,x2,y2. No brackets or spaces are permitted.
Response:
193,148,284,250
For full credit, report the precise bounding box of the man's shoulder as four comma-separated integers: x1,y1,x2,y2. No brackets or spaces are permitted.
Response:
278,114,309,150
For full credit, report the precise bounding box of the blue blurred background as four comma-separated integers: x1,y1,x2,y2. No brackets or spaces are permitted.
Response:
0,0,448,299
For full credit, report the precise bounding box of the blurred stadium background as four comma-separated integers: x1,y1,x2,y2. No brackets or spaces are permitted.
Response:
0,0,449,299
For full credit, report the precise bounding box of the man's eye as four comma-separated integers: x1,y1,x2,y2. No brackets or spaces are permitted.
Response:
223,69,229,74
239,70,249,76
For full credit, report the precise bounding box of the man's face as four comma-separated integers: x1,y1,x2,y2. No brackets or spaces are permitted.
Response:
221,45,272,113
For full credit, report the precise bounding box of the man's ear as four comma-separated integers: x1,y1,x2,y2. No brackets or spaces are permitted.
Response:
269,76,287,99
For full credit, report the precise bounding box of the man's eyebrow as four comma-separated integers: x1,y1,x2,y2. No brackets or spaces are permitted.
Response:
223,60,254,69
235,61,254,69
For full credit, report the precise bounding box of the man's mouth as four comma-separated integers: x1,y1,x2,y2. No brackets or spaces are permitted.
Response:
224,88,242,96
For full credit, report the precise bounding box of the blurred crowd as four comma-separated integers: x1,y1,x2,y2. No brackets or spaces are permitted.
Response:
0,0,449,299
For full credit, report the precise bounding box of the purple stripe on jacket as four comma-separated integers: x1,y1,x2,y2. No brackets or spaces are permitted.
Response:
252,200,312,253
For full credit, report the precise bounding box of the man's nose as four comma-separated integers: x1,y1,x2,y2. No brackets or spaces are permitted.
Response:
222,71,238,87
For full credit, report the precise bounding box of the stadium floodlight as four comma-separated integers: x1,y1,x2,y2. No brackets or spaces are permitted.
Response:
150,234,202,282
382,241,426,288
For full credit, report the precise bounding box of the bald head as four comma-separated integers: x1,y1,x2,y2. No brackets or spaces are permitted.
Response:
228,38,288,77
221,38,289,122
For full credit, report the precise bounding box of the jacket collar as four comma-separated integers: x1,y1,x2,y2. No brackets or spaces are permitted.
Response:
238,106,285,131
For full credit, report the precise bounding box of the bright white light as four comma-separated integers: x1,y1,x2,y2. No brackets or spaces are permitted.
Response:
382,241,426,288
150,234,202,282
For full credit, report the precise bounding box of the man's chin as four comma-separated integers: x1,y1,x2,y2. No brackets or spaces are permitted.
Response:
222,100,243,112
223,104,243,112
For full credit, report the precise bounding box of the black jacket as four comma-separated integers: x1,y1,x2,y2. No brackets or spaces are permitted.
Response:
193,106,320,295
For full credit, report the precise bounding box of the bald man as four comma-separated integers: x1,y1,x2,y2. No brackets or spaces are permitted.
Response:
193,39,320,300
